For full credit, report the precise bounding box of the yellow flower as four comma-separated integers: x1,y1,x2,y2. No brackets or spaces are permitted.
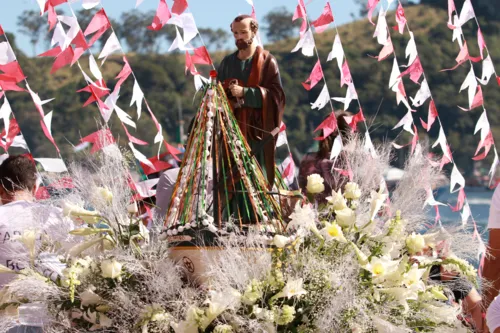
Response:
95,187,113,204
320,222,347,243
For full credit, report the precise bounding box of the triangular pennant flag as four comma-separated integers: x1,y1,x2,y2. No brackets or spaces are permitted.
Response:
98,32,121,63
392,110,414,135
80,129,115,153
410,78,431,107
302,60,323,91
311,2,334,33
332,82,358,111
450,163,465,193
340,60,352,87
432,125,451,160
326,34,344,70
377,39,393,62
478,28,486,60
280,154,295,186
50,45,74,74
367,0,381,25
399,56,423,84
472,131,494,161
115,57,132,89
373,8,388,46
166,13,199,45
458,85,483,111
447,0,456,27
474,110,490,144
129,142,155,169
405,32,418,66
171,0,188,15
291,28,315,57
478,55,494,85
276,122,288,148
329,135,343,160
34,158,67,173
424,188,446,207
310,84,330,110
489,148,499,187
130,79,144,119
459,0,475,26
0,42,16,65
140,153,172,176
344,107,365,132
394,3,406,34
450,187,466,212
426,100,438,132
122,123,148,145
191,46,212,65
313,112,337,141
459,66,478,109
84,8,111,37
185,51,198,76
148,0,172,31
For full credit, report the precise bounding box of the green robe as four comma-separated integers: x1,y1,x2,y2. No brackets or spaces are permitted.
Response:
217,51,263,109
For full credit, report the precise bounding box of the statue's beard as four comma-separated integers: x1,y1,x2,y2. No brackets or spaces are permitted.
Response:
236,38,253,50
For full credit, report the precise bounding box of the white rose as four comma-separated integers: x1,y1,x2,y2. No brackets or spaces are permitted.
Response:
306,174,325,194
100,259,122,279
344,182,361,200
127,201,138,214
273,235,289,248
96,187,113,204
406,233,425,255
335,207,356,227
326,189,347,210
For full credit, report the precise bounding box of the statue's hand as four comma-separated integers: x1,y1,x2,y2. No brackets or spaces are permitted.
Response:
229,84,244,98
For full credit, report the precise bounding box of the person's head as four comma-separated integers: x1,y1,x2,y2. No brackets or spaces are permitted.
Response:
0,155,37,204
230,15,258,50
318,111,353,159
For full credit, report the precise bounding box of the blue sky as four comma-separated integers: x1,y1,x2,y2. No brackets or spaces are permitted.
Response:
1,0,359,54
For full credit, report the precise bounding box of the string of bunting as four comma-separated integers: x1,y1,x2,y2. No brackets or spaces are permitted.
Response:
443,0,499,182
291,0,387,192
0,25,68,175
34,0,175,201
370,0,487,272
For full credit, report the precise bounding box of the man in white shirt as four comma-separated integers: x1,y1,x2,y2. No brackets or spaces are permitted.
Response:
0,155,72,332
484,184,500,315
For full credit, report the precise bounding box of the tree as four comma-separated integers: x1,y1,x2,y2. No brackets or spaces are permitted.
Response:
420,0,498,20
17,10,46,56
117,11,173,54
354,0,416,17
198,28,230,51
263,7,299,42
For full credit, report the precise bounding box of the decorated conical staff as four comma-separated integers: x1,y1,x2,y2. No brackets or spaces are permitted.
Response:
163,72,284,237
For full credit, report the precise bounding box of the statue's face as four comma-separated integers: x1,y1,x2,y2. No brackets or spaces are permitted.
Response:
231,18,254,50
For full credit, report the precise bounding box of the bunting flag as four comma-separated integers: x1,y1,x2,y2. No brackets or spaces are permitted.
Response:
83,8,111,47
291,29,315,57
81,129,115,153
394,3,407,34
292,0,308,36
171,0,188,15
302,60,323,90
148,0,172,31
313,112,337,141
280,154,296,187
311,2,334,33
367,0,380,25
190,46,212,65
276,122,288,148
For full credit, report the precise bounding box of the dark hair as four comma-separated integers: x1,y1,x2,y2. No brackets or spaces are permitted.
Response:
231,15,259,34
0,155,37,192
318,111,352,159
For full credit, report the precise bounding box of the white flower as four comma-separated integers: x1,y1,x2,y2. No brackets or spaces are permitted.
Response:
127,201,138,214
379,287,415,313
402,264,426,294
326,189,347,210
80,288,103,307
344,182,361,200
287,202,318,236
306,174,325,194
320,222,347,243
273,279,307,299
421,303,461,325
214,324,234,333
364,256,399,284
95,187,113,204
200,289,241,330
335,207,356,227
350,242,368,265
171,306,203,333
100,259,122,279
63,202,101,218
369,190,388,220
273,235,289,248
406,233,425,255
18,229,37,262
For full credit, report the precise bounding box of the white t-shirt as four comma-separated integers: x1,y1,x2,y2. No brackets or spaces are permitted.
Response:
0,200,72,288
487,296,500,332
489,185,500,229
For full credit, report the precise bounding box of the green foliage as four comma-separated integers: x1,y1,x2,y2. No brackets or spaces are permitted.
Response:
6,5,500,176
262,6,300,42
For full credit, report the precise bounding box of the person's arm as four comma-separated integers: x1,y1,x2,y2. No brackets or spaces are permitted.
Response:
463,288,486,333
484,229,500,309
154,169,178,222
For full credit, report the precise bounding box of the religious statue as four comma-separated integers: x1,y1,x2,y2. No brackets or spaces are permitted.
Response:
218,14,286,189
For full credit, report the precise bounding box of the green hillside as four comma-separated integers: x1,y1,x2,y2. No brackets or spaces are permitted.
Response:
5,4,500,175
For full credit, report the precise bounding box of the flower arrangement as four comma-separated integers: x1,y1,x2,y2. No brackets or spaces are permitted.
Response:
0,136,479,333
